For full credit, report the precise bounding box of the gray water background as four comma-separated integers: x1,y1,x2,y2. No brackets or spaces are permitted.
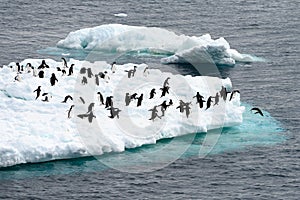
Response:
0,0,299,199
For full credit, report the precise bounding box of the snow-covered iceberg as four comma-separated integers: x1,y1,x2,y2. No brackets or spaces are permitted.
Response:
56,24,263,66
0,58,244,168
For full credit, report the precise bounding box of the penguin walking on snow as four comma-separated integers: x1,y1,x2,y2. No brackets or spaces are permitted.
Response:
50,73,58,86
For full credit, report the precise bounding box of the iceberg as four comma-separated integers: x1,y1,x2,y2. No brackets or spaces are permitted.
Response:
56,24,263,66
0,58,244,168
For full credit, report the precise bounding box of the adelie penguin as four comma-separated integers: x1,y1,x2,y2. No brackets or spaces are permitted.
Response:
50,73,58,86
137,94,143,107
62,95,73,103
193,92,206,108
62,57,68,68
229,90,240,101
97,92,104,105
111,61,116,73
68,64,74,76
38,60,49,69
33,86,42,100
163,77,170,87
38,70,44,78
67,105,74,119
251,107,264,116
42,93,51,102
105,96,113,108
206,96,213,110
149,88,156,99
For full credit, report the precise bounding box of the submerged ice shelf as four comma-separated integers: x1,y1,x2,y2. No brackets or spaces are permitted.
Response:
0,58,246,168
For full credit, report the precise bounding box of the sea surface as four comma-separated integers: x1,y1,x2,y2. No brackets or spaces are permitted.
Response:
0,0,299,199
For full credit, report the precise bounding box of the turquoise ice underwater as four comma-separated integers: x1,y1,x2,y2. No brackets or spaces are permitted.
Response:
0,24,287,179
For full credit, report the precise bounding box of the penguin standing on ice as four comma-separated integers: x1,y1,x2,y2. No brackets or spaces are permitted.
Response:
38,70,44,78
97,92,104,105
82,76,88,85
68,64,74,76
229,90,240,101
32,67,37,77
86,103,95,113
111,61,116,73
26,63,32,73
95,74,100,86
50,73,58,86
62,57,68,68
14,73,21,82
62,95,73,103
42,93,51,102
79,97,85,104
163,77,170,87
193,92,206,108
149,88,156,99
67,105,74,118
137,94,143,107
33,86,42,100
108,106,121,119
176,100,185,113
16,63,21,72
87,68,93,78
125,93,131,106
143,66,149,77
206,96,213,110
105,96,113,108
38,60,49,69
214,92,220,105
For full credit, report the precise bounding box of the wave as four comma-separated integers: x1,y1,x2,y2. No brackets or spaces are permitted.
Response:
0,58,245,168
56,24,264,66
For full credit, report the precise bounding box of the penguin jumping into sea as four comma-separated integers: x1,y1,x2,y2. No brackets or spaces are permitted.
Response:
33,86,42,100
50,73,58,86
251,107,264,116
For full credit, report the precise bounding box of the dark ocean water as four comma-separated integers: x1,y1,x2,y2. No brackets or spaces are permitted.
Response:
0,0,299,199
